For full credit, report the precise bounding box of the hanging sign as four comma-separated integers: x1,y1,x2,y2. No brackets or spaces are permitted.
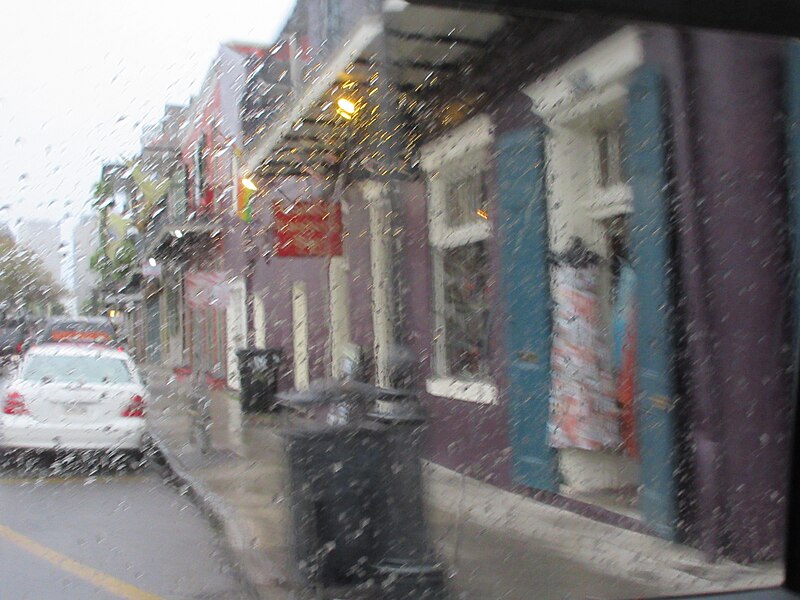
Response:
272,199,343,257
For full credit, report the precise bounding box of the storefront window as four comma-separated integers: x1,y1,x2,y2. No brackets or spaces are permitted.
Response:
438,240,490,379
596,123,626,188
424,115,496,401
444,169,488,227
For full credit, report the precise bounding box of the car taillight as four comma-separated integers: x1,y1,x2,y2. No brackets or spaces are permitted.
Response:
122,394,145,418
3,391,29,416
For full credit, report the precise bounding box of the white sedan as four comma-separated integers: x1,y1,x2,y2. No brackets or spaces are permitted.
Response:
0,344,147,452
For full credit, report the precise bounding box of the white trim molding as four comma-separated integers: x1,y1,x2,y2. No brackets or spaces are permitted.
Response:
522,28,642,253
424,115,494,249
523,27,643,127
426,377,498,405
431,221,492,250
420,114,494,173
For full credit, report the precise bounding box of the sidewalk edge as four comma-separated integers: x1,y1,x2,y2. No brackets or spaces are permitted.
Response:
145,429,292,600
423,461,784,595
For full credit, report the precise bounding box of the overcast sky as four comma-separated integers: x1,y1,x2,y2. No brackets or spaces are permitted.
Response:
0,0,295,259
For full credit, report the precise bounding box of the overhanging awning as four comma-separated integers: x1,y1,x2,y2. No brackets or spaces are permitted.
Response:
245,16,383,174
244,4,508,178
146,221,220,259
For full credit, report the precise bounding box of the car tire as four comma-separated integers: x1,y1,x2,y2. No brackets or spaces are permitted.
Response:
126,450,146,471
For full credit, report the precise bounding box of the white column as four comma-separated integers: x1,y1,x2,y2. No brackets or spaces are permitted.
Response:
292,281,310,390
328,256,351,378
365,181,393,388
225,278,247,390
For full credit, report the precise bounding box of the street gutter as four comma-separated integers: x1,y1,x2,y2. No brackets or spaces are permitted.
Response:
145,430,293,600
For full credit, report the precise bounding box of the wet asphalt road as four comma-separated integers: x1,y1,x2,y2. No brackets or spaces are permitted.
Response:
0,455,253,600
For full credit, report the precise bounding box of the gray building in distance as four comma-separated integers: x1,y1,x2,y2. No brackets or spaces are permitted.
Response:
16,219,62,286
71,213,99,314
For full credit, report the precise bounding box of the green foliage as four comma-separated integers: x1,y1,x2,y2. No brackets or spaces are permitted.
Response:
80,295,100,316
92,178,113,207
128,161,170,233
0,237,65,312
90,237,136,283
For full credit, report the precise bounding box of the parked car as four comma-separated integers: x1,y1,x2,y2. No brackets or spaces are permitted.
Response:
0,344,147,453
0,320,27,363
36,316,119,346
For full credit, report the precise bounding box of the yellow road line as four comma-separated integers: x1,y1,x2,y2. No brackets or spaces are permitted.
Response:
0,523,164,600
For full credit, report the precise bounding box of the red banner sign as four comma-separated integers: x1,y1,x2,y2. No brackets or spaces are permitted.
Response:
273,199,343,257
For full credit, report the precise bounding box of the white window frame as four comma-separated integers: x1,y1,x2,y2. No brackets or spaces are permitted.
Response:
523,27,642,250
422,114,498,405
523,27,643,126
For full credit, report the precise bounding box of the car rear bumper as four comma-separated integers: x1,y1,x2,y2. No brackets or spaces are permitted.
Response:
0,416,146,451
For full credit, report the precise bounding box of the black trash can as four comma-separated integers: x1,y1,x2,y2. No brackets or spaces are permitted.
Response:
280,381,446,598
236,348,281,413
285,423,385,587
279,381,384,586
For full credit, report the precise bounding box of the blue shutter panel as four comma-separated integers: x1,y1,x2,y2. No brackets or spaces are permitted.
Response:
498,125,558,492
627,66,679,539
785,43,800,372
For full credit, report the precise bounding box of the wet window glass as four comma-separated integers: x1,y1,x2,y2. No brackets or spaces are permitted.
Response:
22,355,132,384
596,123,626,188
444,169,488,227
438,241,491,379
0,1,797,599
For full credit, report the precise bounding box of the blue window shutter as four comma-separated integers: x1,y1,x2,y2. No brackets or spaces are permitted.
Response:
627,65,679,539
498,125,558,492
785,42,800,379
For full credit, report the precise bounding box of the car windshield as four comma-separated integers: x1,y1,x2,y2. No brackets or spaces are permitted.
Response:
22,355,132,384
1,2,799,599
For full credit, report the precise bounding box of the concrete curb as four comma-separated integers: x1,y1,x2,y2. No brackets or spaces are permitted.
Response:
424,461,784,595
145,429,295,600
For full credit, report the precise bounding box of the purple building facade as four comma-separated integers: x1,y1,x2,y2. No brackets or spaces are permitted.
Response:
144,0,796,563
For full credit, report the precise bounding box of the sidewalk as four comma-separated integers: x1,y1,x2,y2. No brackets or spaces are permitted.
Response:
143,365,783,600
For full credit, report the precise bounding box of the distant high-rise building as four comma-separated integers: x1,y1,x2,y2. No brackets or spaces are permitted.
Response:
16,219,62,285
0,222,14,244
72,214,99,313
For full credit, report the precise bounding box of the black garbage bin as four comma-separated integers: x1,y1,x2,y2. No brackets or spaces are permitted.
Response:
235,348,281,413
278,381,386,587
285,424,385,586
279,381,446,598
